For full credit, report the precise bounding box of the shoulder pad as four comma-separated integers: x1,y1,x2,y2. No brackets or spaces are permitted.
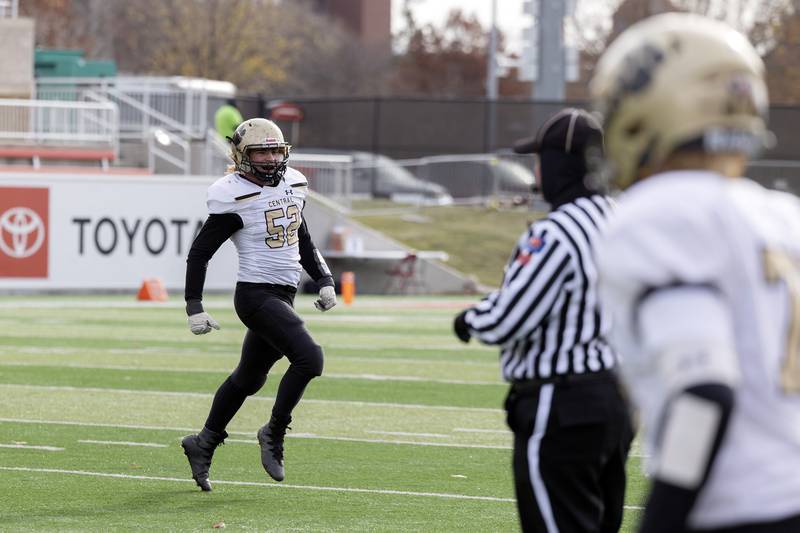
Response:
284,167,309,189
207,173,260,214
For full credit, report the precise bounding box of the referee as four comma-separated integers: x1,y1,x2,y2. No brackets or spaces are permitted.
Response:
454,108,634,533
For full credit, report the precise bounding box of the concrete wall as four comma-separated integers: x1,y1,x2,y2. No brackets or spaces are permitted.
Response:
301,192,477,295
0,17,34,99
0,170,473,294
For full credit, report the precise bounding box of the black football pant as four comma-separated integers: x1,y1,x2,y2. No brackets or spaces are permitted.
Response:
204,282,324,432
506,371,634,533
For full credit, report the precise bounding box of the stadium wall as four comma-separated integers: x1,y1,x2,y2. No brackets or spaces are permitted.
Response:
0,173,238,292
0,173,469,294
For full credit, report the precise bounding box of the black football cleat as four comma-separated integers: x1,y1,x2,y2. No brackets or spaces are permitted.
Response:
181,427,227,492
257,416,291,482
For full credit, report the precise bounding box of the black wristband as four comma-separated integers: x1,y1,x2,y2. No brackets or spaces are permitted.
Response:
186,299,204,316
317,276,335,288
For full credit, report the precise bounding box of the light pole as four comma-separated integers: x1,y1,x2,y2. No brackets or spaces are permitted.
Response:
486,0,498,152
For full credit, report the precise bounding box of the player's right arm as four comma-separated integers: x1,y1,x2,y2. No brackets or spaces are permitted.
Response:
185,180,245,334
597,192,739,533
634,286,738,533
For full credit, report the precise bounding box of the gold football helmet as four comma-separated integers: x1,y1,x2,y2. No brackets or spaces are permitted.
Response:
229,118,291,186
590,13,770,189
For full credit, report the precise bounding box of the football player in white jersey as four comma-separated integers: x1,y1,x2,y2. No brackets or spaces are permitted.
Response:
180,118,337,491
591,13,800,533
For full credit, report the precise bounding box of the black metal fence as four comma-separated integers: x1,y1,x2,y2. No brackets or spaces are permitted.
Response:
222,95,800,162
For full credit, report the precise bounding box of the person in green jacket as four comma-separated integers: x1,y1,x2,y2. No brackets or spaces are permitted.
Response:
215,99,243,140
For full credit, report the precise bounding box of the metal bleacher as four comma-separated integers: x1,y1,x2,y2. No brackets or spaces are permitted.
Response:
0,98,119,170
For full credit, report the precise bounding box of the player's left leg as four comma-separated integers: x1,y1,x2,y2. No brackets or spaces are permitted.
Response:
181,329,282,491
181,427,227,492
237,288,323,482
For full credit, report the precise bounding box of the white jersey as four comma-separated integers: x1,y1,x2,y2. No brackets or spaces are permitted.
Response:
206,168,309,286
598,171,800,528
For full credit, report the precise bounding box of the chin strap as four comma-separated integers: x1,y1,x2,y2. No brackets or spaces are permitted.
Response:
238,158,286,187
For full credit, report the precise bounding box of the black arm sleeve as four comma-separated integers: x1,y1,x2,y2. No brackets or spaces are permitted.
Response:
298,218,334,288
184,213,243,315
638,383,735,533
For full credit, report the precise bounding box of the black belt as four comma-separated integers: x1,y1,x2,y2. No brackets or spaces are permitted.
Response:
237,281,297,294
510,369,615,392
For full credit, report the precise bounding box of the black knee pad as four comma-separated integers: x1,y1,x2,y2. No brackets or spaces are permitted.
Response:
294,343,324,378
229,372,267,396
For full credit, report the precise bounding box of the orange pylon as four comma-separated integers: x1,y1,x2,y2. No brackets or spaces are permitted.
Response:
137,278,168,301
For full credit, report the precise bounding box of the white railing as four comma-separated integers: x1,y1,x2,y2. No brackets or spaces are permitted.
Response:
395,153,536,202
290,153,354,208
36,76,233,140
0,98,118,152
0,0,18,18
204,128,233,176
201,135,355,206
147,128,190,175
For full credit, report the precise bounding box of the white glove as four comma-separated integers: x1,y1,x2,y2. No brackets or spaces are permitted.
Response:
188,312,220,335
314,286,337,312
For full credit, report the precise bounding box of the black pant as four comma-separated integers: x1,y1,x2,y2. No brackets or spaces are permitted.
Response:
505,371,634,533
203,282,324,432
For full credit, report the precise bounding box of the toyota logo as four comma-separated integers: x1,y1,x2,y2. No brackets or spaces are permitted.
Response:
0,207,46,259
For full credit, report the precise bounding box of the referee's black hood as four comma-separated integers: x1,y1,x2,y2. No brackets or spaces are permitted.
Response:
513,108,604,209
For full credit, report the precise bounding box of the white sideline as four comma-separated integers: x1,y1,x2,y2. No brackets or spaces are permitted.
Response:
366,430,450,438
0,362,503,386
454,428,510,434
0,443,63,451
0,466,645,510
0,417,512,451
0,383,503,413
78,440,167,448
0,418,650,457
1,344,494,356
0,466,515,503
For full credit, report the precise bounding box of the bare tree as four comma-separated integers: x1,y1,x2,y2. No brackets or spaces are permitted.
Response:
566,0,792,57
391,7,504,97
673,0,793,53
22,0,391,96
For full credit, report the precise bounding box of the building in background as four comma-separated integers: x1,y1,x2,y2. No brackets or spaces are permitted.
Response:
311,0,391,54
0,8,34,98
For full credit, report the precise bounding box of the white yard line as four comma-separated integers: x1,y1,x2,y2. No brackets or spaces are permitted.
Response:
454,428,510,434
0,301,188,309
0,384,503,413
366,430,450,438
211,433,514,451
0,417,200,434
334,355,497,366
0,418,511,451
0,466,644,510
0,421,641,456
0,362,503,386
328,372,501,386
223,436,509,451
78,440,167,448
0,466,514,503
0,443,64,451
0,341,485,355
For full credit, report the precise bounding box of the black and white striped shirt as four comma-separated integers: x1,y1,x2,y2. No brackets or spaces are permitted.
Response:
464,195,617,381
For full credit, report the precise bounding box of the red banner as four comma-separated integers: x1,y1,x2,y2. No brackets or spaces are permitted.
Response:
0,187,49,278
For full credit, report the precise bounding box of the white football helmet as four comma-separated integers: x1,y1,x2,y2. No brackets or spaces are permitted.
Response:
229,118,291,186
590,13,770,190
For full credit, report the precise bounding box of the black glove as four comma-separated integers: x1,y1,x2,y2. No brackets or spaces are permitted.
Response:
453,309,472,343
